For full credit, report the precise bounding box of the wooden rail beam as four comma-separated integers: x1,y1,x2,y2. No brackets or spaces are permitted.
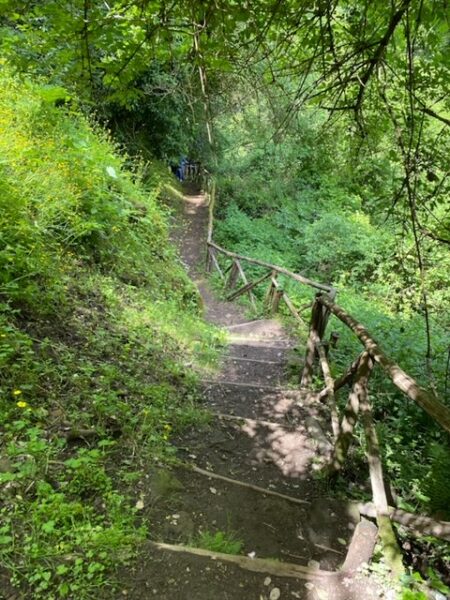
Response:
226,270,272,302
317,295,450,434
317,354,362,401
359,503,450,542
207,247,224,279
208,240,334,294
235,259,257,310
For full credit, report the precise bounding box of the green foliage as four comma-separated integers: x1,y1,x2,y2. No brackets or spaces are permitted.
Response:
0,70,223,598
192,529,244,555
422,442,450,518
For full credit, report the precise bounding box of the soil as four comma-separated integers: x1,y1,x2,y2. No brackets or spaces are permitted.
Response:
115,185,385,599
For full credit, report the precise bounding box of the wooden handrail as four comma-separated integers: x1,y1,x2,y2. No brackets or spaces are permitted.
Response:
317,294,450,434
208,240,335,294
204,173,449,434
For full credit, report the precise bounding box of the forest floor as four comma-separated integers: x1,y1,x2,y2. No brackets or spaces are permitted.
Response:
116,187,388,600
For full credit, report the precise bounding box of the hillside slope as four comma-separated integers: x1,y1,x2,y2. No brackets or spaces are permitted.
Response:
0,71,221,599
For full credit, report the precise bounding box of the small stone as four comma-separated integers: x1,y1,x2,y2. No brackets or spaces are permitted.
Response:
209,487,217,494
308,560,320,569
270,588,281,600
264,577,271,586
304,582,314,590
247,551,256,559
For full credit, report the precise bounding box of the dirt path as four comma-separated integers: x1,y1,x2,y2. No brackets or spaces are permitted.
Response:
117,189,384,599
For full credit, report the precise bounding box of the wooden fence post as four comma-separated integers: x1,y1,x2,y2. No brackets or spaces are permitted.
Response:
359,367,404,579
316,342,340,440
271,288,283,314
328,351,371,473
264,271,277,309
205,245,212,273
226,260,240,290
300,293,331,387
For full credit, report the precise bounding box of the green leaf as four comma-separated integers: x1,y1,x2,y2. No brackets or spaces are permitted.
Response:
38,86,71,104
42,520,56,533
106,166,118,179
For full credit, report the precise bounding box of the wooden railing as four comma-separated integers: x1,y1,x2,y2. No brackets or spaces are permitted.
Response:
205,186,335,320
204,177,450,573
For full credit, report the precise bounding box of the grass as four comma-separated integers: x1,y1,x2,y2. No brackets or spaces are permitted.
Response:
192,530,244,555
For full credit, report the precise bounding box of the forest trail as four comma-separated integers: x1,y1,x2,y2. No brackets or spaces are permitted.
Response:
117,188,383,600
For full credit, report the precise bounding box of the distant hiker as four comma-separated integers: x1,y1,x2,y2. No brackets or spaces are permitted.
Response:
176,156,187,181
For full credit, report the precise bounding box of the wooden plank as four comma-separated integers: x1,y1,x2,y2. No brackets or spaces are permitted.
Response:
341,518,378,573
149,541,338,580
318,295,450,434
208,240,334,294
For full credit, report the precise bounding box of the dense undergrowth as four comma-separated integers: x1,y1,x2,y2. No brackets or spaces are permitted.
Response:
0,71,222,598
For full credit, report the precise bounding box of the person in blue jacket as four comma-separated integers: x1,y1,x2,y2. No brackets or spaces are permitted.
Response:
176,156,187,181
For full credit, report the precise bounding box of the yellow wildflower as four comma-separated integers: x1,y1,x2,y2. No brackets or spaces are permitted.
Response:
13,389,22,396
17,401,28,408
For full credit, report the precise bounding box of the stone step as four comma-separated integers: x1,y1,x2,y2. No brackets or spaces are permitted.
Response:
118,537,380,600
146,467,357,573
200,381,325,424
175,413,331,493
228,335,292,347
213,356,287,386
227,343,291,362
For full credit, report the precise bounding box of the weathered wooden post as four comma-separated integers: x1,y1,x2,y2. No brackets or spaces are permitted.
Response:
300,293,331,387
205,245,212,273
264,271,277,309
226,260,240,290
328,351,371,472
271,288,283,314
